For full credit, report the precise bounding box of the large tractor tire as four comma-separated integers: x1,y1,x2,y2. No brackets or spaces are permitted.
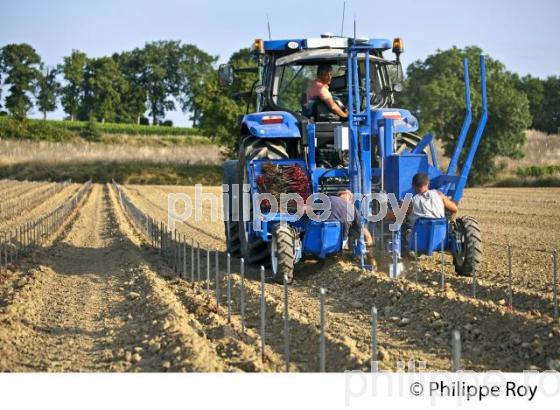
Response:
395,132,429,155
238,137,288,265
223,160,241,257
453,216,482,277
374,132,431,167
270,223,297,284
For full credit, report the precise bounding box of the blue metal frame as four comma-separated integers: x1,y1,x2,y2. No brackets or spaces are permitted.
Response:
346,41,376,266
406,55,488,258
451,55,488,202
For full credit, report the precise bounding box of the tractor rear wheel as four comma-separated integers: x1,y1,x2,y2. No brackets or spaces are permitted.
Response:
374,132,431,168
238,137,288,265
453,216,482,277
223,160,241,257
270,223,297,284
395,132,430,155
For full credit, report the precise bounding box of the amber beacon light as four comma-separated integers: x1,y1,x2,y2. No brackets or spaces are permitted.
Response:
392,37,404,55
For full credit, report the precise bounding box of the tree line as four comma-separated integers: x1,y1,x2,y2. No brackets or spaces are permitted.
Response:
0,41,216,126
1,41,556,131
0,41,558,134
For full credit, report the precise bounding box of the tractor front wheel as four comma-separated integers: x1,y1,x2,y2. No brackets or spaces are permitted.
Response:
223,160,241,257
453,216,482,277
270,223,297,284
238,137,288,265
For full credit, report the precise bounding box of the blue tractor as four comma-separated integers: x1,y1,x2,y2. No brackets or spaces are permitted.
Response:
220,34,486,282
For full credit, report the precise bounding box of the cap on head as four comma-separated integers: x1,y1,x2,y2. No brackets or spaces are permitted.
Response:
412,172,429,189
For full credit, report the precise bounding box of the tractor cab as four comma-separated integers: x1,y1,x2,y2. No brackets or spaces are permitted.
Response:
262,39,400,173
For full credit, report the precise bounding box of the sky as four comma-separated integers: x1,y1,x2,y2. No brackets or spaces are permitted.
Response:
1,0,559,126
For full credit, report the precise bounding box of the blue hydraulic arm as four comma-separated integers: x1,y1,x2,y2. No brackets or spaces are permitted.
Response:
452,55,487,202
347,50,360,198
447,58,472,176
360,49,372,201
412,133,439,170
346,42,374,266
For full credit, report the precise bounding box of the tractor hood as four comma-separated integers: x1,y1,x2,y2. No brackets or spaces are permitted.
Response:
242,111,301,139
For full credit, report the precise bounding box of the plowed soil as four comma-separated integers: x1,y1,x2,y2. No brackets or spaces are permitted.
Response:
1,183,559,372
0,184,283,372
118,185,560,372
0,182,81,232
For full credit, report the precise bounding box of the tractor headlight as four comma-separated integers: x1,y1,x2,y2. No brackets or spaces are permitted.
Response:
287,41,299,50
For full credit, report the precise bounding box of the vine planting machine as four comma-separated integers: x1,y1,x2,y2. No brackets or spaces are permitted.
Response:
220,34,486,282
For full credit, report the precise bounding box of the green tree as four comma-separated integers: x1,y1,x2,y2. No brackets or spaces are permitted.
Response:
112,51,147,124
196,48,258,155
398,46,531,184
82,56,128,122
515,74,544,130
135,41,180,125
515,75,560,134
60,50,88,121
0,43,41,120
540,76,560,134
175,44,217,127
36,65,60,120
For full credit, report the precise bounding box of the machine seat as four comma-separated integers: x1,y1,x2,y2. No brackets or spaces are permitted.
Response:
408,217,448,256
303,220,343,258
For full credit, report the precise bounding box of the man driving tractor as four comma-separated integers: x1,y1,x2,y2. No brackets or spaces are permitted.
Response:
306,63,348,119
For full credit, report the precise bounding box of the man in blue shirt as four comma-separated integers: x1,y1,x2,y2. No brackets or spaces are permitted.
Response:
328,190,373,248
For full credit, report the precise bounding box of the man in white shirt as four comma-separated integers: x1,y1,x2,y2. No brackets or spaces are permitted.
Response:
384,173,458,259
409,172,458,225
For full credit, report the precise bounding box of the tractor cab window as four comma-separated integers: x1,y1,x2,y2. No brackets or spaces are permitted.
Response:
271,50,393,115
272,63,347,113
365,61,386,106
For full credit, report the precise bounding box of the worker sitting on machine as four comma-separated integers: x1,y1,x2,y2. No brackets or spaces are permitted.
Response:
385,172,458,223
402,172,458,257
408,172,458,225
305,64,348,120
326,189,373,249
385,172,458,256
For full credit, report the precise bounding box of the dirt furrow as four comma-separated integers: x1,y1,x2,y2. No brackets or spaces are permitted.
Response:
124,184,225,250
0,181,48,200
3,182,556,372
4,181,55,201
0,185,229,371
0,183,80,232
109,183,286,371
121,186,469,370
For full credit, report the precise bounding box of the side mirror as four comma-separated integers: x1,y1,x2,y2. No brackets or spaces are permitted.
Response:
389,60,404,93
218,64,234,88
